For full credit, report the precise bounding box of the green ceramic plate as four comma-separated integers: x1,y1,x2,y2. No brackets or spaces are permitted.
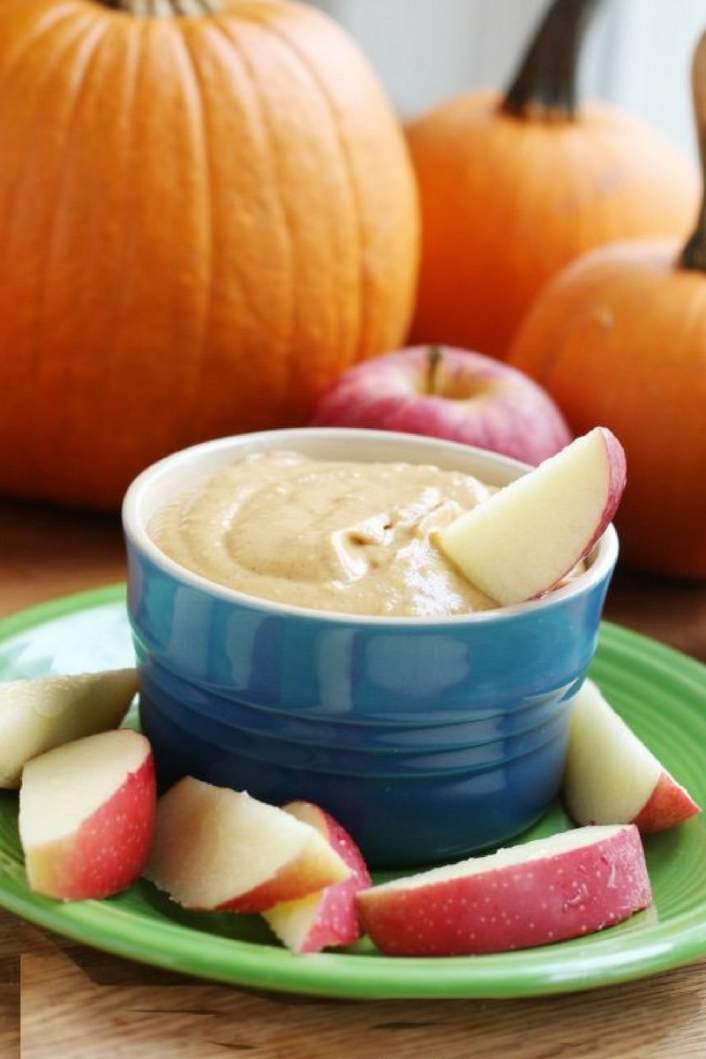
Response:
1,584,705,999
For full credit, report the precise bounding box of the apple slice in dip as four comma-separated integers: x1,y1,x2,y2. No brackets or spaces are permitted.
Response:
436,428,626,606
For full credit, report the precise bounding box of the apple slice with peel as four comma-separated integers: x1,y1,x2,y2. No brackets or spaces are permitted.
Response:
436,427,626,605
146,779,350,913
564,679,700,832
0,669,138,789
356,824,650,956
19,729,155,901
263,801,372,953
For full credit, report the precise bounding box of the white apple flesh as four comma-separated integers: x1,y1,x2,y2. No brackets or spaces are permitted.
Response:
263,801,372,954
0,668,138,788
19,729,155,901
146,779,350,914
356,824,650,956
436,427,626,605
564,679,700,832
312,345,571,466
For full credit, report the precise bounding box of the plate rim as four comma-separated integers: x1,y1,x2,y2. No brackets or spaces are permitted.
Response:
1,584,705,999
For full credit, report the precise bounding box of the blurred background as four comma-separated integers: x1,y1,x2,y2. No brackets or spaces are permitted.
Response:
313,0,704,155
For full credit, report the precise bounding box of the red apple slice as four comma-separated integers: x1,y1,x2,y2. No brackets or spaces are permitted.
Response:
0,668,138,789
263,801,372,953
19,729,155,901
146,779,350,913
356,824,650,956
564,679,700,832
436,427,626,605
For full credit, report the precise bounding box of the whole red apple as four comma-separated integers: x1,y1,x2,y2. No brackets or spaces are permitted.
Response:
311,345,571,465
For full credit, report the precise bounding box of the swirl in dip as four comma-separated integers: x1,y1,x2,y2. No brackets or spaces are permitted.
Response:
150,450,582,618
149,450,502,617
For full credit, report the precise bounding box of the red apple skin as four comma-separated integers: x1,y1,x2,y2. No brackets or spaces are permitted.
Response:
356,826,650,957
539,427,626,595
27,753,156,901
275,801,372,953
633,772,701,833
581,428,627,558
311,346,571,466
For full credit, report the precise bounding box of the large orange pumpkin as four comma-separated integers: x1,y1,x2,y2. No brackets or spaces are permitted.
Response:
407,0,698,360
509,33,706,579
0,0,418,508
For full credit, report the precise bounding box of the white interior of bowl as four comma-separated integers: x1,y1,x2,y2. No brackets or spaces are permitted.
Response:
122,428,619,625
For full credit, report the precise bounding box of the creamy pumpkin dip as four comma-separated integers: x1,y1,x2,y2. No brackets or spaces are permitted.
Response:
149,450,505,617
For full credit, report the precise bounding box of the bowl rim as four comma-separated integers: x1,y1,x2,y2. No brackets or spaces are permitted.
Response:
122,427,619,627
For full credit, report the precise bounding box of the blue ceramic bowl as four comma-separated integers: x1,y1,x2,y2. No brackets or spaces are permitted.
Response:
123,429,618,867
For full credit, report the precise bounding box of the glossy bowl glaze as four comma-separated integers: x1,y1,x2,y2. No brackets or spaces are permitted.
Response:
123,429,618,867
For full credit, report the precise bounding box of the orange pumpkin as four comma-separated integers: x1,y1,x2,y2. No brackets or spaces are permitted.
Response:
509,32,706,579
0,0,418,508
407,0,698,360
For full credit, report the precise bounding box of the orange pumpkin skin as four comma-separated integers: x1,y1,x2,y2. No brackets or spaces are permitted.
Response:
407,93,698,359
509,241,706,577
0,0,418,508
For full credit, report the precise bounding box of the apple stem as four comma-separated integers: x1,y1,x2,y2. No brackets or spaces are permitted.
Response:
427,345,443,395
502,0,601,121
681,30,706,271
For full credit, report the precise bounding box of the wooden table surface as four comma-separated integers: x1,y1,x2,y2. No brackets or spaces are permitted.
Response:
1,496,706,1058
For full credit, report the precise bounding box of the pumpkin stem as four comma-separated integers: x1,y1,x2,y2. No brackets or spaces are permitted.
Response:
427,345,443,395
502,0,601,121
681,31,706,272
103,0,222,14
